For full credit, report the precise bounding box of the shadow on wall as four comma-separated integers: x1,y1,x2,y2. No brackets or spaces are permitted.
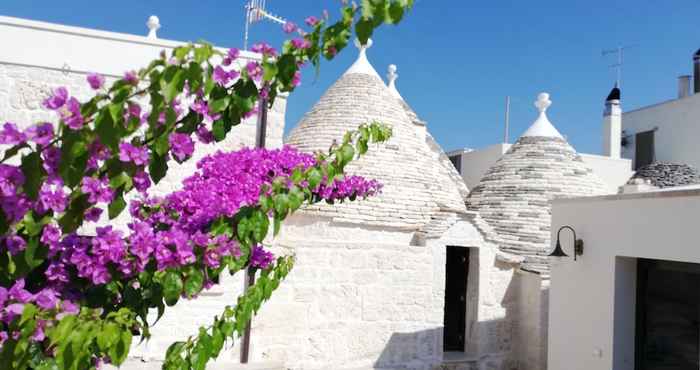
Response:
373,327,443,370
370,258,526,370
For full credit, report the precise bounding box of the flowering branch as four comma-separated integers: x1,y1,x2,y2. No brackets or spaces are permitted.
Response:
0,0,412,368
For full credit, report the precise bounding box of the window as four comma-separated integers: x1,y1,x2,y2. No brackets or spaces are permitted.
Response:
449,155,462,174
635,130,655,170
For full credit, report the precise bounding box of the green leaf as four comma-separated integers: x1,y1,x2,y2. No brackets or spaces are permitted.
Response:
149,152,168,184
2,143,28,162
97,322,120,352
108,193,127,219
307,168,322,189
210,96,230,113
154,133,170,156
162,271,183,306
95,109,119,152
184,270,204,298
212,120,226,142
23,238,45,269
20,152,44,200
388,2,405,23
162,69,186,103
355,18,374,45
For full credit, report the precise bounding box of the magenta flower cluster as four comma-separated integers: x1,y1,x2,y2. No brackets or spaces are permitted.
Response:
0,143,381,347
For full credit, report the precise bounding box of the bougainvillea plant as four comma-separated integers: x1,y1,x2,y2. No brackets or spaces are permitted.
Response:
0,1,413,369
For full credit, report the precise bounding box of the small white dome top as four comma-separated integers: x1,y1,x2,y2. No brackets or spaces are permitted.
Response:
343,38,381,79
147,15,161,39
387,64,402,99
521,92,564,139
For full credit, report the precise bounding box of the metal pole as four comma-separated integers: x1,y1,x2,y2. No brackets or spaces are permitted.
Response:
504,96,510,144
240,89,268,364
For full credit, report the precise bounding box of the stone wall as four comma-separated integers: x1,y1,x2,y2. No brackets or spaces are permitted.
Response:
251,216,445,370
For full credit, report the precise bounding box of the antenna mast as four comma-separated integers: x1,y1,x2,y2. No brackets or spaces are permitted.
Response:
602,45,637,88
244,0,291,50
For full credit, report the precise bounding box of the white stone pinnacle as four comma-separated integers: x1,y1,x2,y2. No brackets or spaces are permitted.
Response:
343,38,381,79
521,92,564,139
146,15,161,39
387,64,402,99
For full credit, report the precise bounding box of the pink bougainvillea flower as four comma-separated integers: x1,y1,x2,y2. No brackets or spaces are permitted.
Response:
42,87,68,110
0,122,27,145
246,61,263,81
291,38,311,50
86,73,105,90
61,97,84,130
283,21,297,34
25,122,54,146
169,133,194,162
305,16,319,26
124,70,139,85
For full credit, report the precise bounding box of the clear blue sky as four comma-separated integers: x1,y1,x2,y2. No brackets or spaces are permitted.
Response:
3,1,699,154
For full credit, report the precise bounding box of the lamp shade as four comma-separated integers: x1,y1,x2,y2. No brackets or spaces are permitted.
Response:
548,240,569,258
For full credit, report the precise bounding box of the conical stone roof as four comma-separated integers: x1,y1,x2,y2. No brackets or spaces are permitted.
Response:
286,41,467,230
467,93,608,272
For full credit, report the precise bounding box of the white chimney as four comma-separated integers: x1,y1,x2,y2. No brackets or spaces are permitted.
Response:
603,85,622,158
678,75,691,98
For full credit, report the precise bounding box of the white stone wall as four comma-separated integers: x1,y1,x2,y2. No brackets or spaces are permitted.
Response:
252,215,445,370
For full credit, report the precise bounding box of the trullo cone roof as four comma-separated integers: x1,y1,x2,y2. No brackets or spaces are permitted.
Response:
467,93,608,273
286,40,467,230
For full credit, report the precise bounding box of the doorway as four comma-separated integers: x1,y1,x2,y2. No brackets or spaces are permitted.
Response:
443,246,469,352
636,259,700,370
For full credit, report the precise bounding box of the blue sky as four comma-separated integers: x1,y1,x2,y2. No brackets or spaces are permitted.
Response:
3,1,699,154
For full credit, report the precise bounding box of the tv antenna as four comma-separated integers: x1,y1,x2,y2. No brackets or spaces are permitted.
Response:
602,45,637,88
244,0,291,50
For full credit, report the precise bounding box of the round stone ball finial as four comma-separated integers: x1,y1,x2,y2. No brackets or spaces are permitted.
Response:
535,92,552,113
387,64,398,83
147,15,161,39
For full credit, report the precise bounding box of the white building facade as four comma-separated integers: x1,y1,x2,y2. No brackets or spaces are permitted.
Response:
621,49,700,170
548,188,700,370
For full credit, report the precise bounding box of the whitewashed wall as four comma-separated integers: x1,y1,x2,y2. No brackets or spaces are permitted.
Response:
621,93,700,169
0,15,287,365
548,188,700,370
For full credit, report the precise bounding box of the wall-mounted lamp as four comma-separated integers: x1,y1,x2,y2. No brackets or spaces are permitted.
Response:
548,226,584,261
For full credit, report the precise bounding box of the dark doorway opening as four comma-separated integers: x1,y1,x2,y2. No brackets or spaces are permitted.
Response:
635,130,655,170
443,246,469,352
636,258,700,370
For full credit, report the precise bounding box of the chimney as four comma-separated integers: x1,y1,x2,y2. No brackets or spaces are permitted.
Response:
678,75,692,98
694,49,700,94
603,84,622,158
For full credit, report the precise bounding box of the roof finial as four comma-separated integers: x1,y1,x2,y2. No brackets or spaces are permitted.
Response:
387,64,402,98
344,38,380,78
147,15,161,39
521,92,563,139
534,92,552,113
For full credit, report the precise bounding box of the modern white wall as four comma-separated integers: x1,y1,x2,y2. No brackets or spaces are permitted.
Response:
579,154,633,193
548,188,700,370
621,93,700,169
448,144,510,190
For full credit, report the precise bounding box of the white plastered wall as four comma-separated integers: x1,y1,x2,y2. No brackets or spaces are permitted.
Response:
621,93,700,169
548,189,700,370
